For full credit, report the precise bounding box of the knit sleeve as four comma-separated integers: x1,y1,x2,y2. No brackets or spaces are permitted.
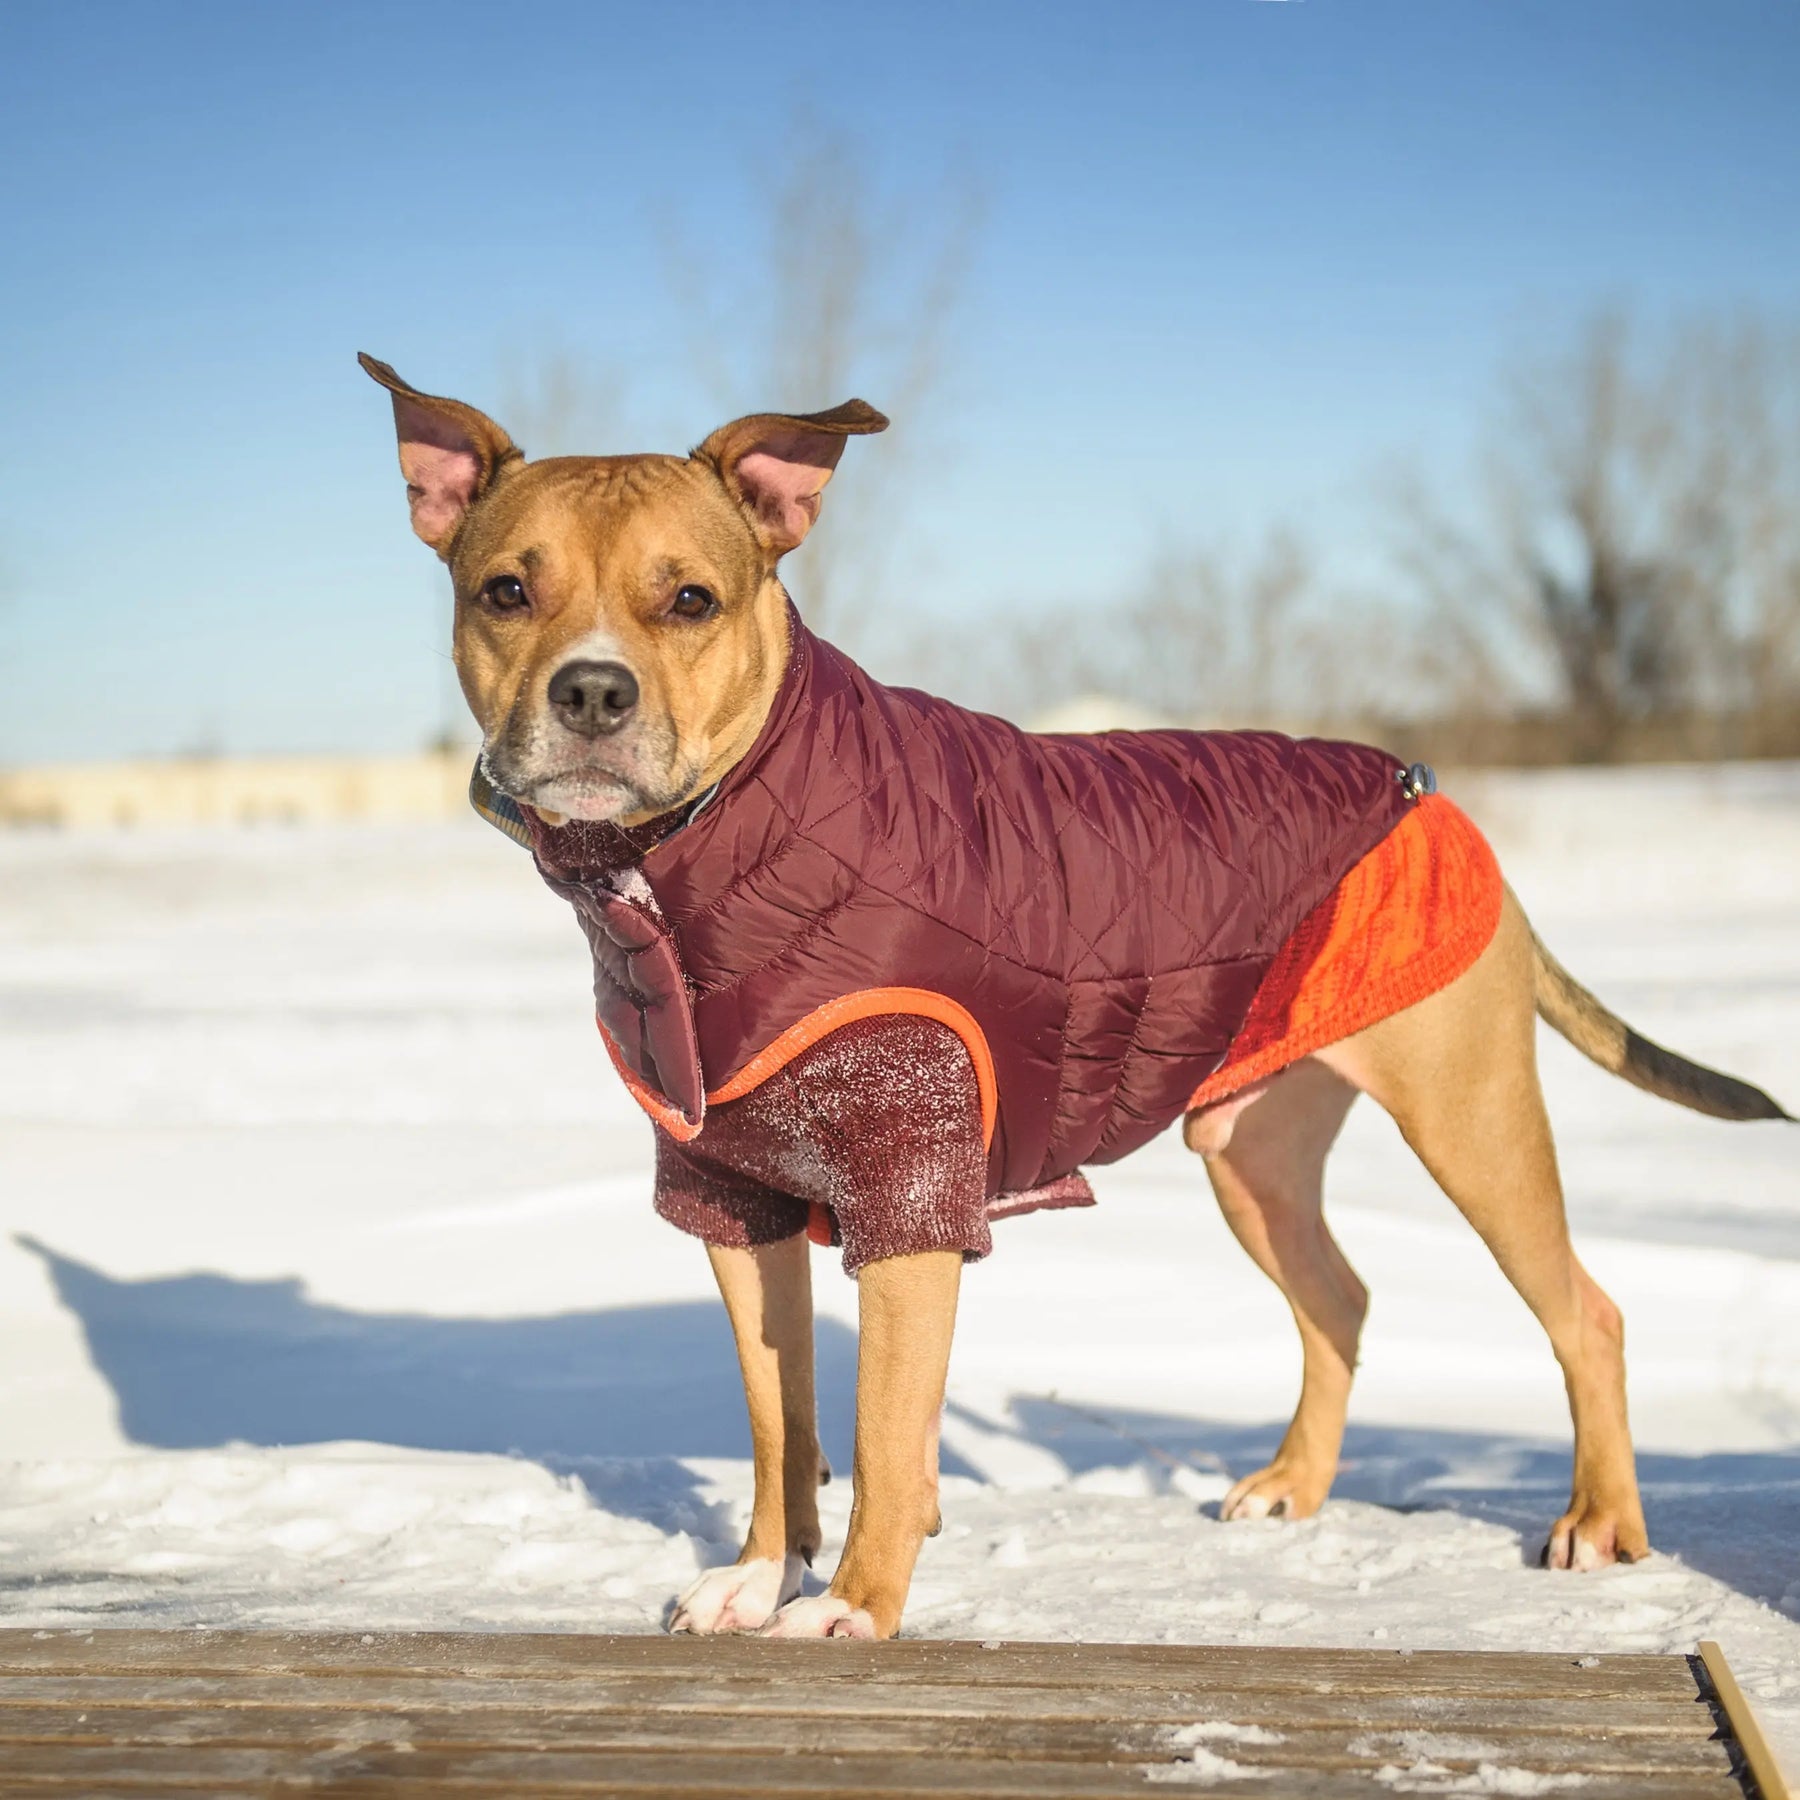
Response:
650,1015,993,1276
653,1131,810,1249
810,1017,993,1276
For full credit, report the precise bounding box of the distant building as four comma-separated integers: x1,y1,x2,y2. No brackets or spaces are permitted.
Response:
1025,693,1309,736
1,702,1335,830
1026,693,1179,734
0,751,477,829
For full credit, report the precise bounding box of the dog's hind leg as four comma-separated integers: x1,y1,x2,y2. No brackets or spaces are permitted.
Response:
1185,1058,1364,1522
1319,890,1649,1569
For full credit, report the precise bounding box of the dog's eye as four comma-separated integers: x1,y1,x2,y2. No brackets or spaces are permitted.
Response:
670,584,718,622
479,575,529,613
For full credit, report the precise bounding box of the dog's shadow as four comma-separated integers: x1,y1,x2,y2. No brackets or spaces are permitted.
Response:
20,1235,1800,1621
16,1233,892,1550
990,1394,1800,1609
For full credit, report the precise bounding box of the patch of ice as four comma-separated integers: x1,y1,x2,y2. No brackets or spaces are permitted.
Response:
1168,1722,1285,1747
1147,1743,1266,1783
1374,1761,1589,1795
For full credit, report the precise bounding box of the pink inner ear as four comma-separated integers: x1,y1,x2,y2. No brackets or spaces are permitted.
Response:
393,396,483,547
735,437,844,552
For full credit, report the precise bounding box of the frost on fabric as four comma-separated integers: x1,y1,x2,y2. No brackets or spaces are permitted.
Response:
654,1012,1099,1273
605,865,663,919
654,1014,996,1274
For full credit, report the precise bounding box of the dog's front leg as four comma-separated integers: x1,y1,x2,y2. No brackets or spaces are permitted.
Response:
669,1234,824,1634
764,1248,962,1641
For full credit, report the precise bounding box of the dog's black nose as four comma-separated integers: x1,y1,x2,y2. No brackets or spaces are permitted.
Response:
548,659,638,736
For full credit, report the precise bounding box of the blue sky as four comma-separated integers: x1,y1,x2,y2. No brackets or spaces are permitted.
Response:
2,0,1797,761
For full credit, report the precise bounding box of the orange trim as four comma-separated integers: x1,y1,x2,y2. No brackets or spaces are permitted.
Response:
598,987,999,1151
598,1026,705,1142
711,988,998,1149
1187,795,1504,1111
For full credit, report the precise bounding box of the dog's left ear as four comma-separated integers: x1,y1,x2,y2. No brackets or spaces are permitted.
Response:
359,353,522,557
697,400,888,558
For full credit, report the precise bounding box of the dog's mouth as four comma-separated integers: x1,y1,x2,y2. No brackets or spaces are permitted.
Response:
494,764,653,825
484,740,703,827
522,769,646,823
476,686,719,826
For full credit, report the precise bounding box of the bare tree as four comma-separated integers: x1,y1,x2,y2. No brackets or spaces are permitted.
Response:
497,345,626,460
1118,530,1331,724
908,526,1397,733
1389,309,1800,759
659,109,981,640
500,111,976,647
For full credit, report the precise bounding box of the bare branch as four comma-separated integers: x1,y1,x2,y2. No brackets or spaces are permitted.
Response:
658,106,982,640
495,345,626,460
1386,304,1800,757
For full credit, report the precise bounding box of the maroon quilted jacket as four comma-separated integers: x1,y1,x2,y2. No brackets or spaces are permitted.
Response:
500,612,1412,1221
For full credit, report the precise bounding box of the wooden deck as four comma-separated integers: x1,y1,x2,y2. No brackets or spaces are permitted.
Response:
0,1629,1779,1797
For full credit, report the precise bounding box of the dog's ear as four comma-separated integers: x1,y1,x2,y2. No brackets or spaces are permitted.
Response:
696,400,888,558
359,354,522,556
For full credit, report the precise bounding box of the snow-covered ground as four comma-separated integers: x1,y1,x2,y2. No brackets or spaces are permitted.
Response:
1,762,1796,1766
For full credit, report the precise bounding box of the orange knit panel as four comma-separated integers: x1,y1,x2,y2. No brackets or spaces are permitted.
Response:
1188,795,1503,1110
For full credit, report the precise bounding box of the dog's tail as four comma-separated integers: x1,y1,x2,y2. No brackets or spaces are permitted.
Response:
1532,932,1792,1122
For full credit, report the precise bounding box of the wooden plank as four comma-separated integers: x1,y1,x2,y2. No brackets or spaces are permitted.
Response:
0,1685,1726,1738
305,1784,1737,1800
0,1671,1729,1729
302,1762,1744,1800
1700,1640,1793,1800
0,1702,1737,1774
0,1742,1750,1798
0,1787,266,1800
0,1630,1700,1699
0,1632,1747,1800
349,1775,1737,1800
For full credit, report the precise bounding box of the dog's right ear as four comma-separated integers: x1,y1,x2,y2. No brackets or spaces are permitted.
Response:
696,400,888,559
359,354,522,557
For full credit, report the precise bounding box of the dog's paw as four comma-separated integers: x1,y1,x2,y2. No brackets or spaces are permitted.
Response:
1543,1495,1650,1571
759,1594,878,1639
668,1554,805,1634
1220,1460,1329,1523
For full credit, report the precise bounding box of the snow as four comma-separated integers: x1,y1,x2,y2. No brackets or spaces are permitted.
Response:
0,763,1796,1768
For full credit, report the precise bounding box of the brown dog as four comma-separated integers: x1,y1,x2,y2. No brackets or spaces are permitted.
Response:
363,355,1790,1640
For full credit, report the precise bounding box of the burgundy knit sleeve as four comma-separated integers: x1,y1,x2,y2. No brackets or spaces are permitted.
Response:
650,1014,992,1276
654,1130,810,1250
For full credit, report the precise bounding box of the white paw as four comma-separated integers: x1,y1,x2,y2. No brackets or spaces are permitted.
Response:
1570,1535,1605,1572
760,1594,878,1639
668,1554,804,1635
1224,1488,1277,1521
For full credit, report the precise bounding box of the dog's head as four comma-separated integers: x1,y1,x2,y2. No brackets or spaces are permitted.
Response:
361,354,886,825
